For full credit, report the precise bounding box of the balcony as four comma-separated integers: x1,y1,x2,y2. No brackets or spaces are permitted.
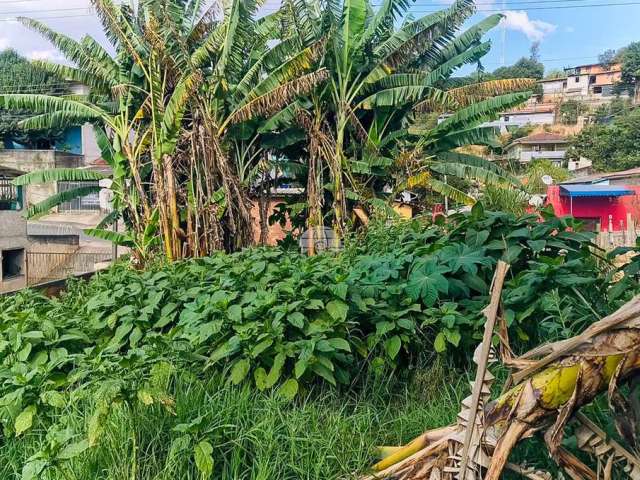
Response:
519,150,566,163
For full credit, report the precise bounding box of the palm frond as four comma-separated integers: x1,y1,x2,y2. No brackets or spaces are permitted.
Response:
240,40,326,105
359,0,413,48
158,71,203,156
13,168,106,186
258,101,302,132
436,151,517,182
341,0,367,65
426,14,502,68
418,42,492,92
226,69,329,126
360,85,450,110
428,177,476,205
425,127,502,151
427,91,531,137
26,185,101,218
84,228,135,247
431,161,514,187
0,94,110,124
448,78,536,107
367,0,475,81
95,209,121,230
18,111,99,131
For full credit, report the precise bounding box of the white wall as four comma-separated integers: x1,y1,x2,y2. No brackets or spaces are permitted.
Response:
482,112,555,133
81,124,101,164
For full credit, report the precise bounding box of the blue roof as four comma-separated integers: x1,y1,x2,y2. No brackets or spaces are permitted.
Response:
560,185,634,198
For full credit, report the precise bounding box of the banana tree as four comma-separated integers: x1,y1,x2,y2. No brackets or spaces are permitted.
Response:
2,0,330,259
277,0,534,227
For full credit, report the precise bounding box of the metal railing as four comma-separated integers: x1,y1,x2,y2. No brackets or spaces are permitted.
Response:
0,179,22,211
58,181,101,212
27,251,112,286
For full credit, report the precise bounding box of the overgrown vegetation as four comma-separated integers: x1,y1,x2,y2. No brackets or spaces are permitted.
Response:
0,50,68,148
1,208,637,479
0,0,535,262
568,105,640,171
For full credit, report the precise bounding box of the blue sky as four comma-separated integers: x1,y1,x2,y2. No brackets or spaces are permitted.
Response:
0,0,638,76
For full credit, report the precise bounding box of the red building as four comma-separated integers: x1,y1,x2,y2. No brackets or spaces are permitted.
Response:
546,184,640,231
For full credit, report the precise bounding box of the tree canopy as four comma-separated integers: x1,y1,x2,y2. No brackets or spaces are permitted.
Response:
0,49,68,147
568,106,640,171
0,0,535,263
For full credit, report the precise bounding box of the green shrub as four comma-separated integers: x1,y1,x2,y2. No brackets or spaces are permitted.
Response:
1,206,637,461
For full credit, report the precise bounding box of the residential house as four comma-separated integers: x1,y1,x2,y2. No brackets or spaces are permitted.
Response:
546,184,640,232
545,167,640,233
560,167,640,186
505,132,568,165
539,62,631,105
483,103,557,133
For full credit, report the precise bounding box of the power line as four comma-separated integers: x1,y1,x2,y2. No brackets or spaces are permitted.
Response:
0,7,92,15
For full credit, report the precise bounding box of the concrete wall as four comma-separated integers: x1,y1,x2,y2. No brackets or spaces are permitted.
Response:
483,112,555,132
0,210,28,292
81,124,101,163
547,185,640,231
0,150,83,208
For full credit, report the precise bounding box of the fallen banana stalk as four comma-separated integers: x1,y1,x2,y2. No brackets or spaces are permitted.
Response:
362,294,640,480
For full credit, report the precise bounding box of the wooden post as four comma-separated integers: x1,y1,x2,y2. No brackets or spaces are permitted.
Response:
458,261,510,480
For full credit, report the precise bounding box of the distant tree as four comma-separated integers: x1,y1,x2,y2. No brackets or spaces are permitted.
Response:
525,159,571,194
616,42,640,95
529,42,541,62
0,49,68,148
544,69,566,80
493,57,544,80
559,100,588,125
593,97,632,123
598,49,617,69
568,107,640,171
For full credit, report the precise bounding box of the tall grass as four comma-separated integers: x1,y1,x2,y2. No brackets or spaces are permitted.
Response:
1,364,467,480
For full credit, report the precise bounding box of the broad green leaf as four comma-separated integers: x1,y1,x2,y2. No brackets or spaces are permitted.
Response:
278,379,299,400
385,335,402,360
326,300,349,322
137,389,154,406
230,358,251,385
194,440,214,479
57,440,89,460
265,353,285,388
327,338,351,352
15,404,36,436
287,312,306,329
21,459,47,480
227,305,242,322
254,368,268,390
40,390,65,408
434,332,447,353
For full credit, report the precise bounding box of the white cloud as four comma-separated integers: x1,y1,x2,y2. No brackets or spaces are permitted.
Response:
0,38,9,50
500,11,556,42
27,49,64,61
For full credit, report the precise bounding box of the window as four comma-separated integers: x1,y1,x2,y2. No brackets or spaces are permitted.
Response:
503,115,510,122
2,248,25,280
589,75,597,84
575,77,580,83
593,86,603,94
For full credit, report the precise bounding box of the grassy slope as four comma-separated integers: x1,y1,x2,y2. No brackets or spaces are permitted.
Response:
1,365,467,480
